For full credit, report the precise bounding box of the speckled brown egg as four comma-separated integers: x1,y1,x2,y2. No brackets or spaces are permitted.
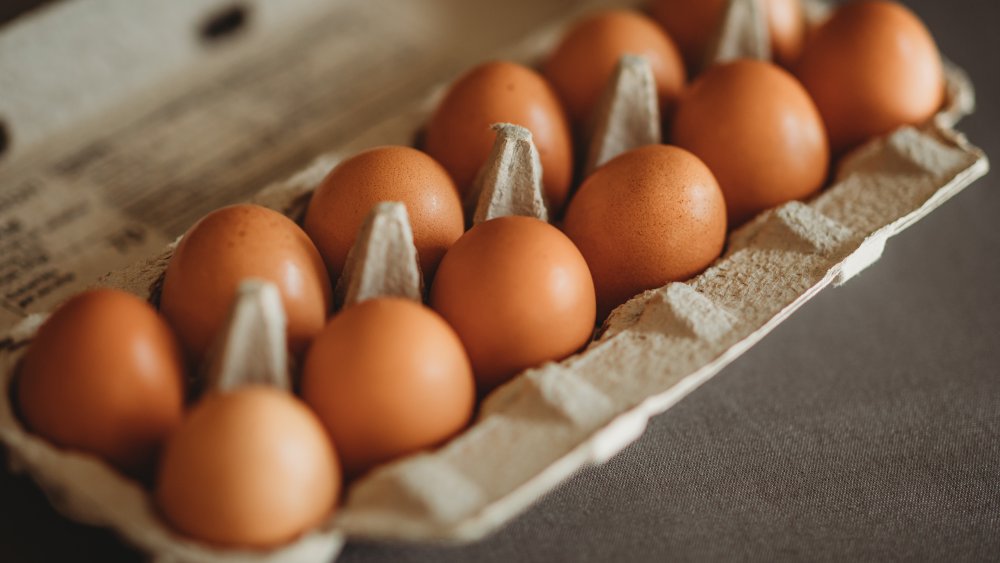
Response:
423,61,574,213
430,216,596,391
303,146,464,282
543,9,686,124
301,298,474,477
649,0,806,69
156,386,339,548
672,59,829,226
563,145,726,319
17,289,185,476
795,0,944,154
161,204,331,362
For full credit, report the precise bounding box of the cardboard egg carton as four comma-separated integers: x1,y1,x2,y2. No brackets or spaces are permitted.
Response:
0,0,990,561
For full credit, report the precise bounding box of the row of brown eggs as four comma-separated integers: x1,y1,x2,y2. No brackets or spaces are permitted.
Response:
12,0,945,551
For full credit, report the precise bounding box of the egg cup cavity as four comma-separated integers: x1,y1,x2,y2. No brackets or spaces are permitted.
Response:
0,0,991,559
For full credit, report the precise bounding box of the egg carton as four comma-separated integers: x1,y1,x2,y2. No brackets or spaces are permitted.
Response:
0,0,991,561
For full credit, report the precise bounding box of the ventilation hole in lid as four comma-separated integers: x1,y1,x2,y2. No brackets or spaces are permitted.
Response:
199,4,249,44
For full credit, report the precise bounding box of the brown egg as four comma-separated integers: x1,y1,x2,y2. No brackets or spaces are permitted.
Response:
672,59,829,226
649,0,724,71
424,61,574,213
649,0,806,69
161,204,331,362
156,386,339,548
795,0,944,154
301,298,474,477
303,146,464,282
17,289,185,476
563,145,726,319
430,216,595,391
543,9,686,123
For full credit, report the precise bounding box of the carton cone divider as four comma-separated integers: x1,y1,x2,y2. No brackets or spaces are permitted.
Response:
584,54,661,176
704,0,771,67
471,123,549,224
203,278,291,392
334,201,424,309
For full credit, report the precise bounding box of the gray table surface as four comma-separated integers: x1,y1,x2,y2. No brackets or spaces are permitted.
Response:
1,1,998,561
